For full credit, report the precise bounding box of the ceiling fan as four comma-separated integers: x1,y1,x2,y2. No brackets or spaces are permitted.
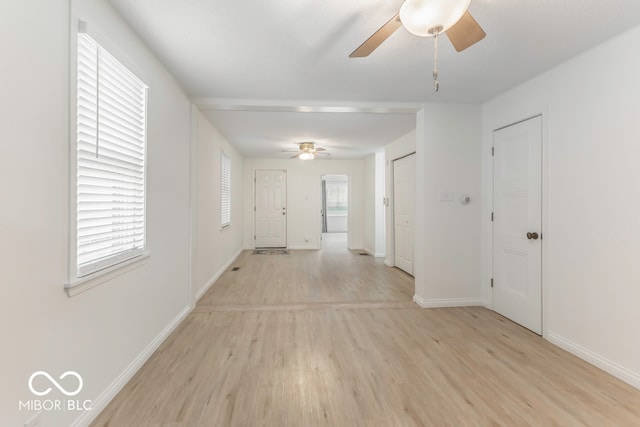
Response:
283,142,330,160
350,0,486,91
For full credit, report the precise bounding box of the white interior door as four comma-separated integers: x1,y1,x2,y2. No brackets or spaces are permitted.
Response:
394,154,415,275
493,116,542,334
255,170,287,248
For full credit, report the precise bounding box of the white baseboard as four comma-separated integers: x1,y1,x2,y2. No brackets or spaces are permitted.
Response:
195,248,243,302
546,332,640,390
413,295,484,308
71,305,191,427
361,247,386,258
287,245,318,250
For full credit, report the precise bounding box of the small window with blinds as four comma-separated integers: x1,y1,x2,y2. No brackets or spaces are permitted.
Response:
220,152,231,228
75,31,148,278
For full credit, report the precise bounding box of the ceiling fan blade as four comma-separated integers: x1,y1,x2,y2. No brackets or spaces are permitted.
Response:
314,147,326,152
290,153,302,159
445,11,486,52
282,150,300,153
349,13,402,58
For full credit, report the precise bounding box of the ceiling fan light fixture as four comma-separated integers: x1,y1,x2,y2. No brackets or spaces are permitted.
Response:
299,152,315,160
399,0,471,37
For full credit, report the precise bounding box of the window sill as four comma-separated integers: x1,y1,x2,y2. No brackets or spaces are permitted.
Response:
65,252,149,297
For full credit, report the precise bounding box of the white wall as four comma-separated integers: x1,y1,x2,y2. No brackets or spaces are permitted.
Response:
384,131,416,266
0,1,193,425
192,112,244,302
243,159,365,250
483,24,640,388
413,105,483,307
364,152,387,257
374,152,386,257
364,154,376,253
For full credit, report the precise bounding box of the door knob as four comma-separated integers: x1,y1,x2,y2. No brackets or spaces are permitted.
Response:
527,232,539,240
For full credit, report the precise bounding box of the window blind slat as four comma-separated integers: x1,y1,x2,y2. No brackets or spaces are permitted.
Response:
78,137,143,159
78,215,144,228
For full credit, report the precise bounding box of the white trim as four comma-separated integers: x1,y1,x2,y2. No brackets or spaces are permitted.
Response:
195,249,243,302
70,305,191,427
191,98,424,114
413,295,484,308
540,106,550,337
546,332,640,390
288,245,319,250
220,151,232,228
363,247,386,258
65,253,149,297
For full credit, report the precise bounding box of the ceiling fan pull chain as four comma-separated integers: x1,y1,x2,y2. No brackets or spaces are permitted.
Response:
433,28,440,92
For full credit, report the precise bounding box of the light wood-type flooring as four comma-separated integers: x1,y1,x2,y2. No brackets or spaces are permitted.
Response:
92,248,640,426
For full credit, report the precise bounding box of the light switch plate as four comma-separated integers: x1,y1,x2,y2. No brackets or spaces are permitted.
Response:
439,190,454,201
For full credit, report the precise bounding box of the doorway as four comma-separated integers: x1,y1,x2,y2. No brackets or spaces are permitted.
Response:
393,154,415,275
254,170,287,248
321,175,348,250
492,116,543,334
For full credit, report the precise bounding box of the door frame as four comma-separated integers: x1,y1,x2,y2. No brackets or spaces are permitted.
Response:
253,169,287,249
489,112,549,336
393,153,416,275
386,152,416,269
319,174,351,250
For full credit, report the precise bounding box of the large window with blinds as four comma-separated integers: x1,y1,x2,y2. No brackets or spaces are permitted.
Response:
220,152,231,228
75,30,148,278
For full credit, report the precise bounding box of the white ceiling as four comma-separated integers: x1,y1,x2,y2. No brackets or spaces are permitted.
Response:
109,0,640,159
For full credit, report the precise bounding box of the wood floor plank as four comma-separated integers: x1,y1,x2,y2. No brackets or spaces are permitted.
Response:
91,249,640,426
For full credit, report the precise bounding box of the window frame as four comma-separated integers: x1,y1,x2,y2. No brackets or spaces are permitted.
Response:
66,20,150,296
220,151,231,229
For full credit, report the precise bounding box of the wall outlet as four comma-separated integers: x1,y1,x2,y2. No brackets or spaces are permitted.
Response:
25,412,41,427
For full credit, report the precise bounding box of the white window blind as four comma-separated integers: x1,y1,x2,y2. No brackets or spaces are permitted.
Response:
221,152,231,228
76,32,147,277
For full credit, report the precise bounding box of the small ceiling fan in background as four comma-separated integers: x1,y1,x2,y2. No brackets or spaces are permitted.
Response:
283,142,330,160
350,0,486,91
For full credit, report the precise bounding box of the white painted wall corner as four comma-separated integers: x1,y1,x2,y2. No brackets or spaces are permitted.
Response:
70,306,192,427
195,248,243,302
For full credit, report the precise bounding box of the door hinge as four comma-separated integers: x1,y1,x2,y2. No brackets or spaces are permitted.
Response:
254,206,256,211
254,235,256,240
491,212,494,222
491,146,495,156
490,278,494,288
